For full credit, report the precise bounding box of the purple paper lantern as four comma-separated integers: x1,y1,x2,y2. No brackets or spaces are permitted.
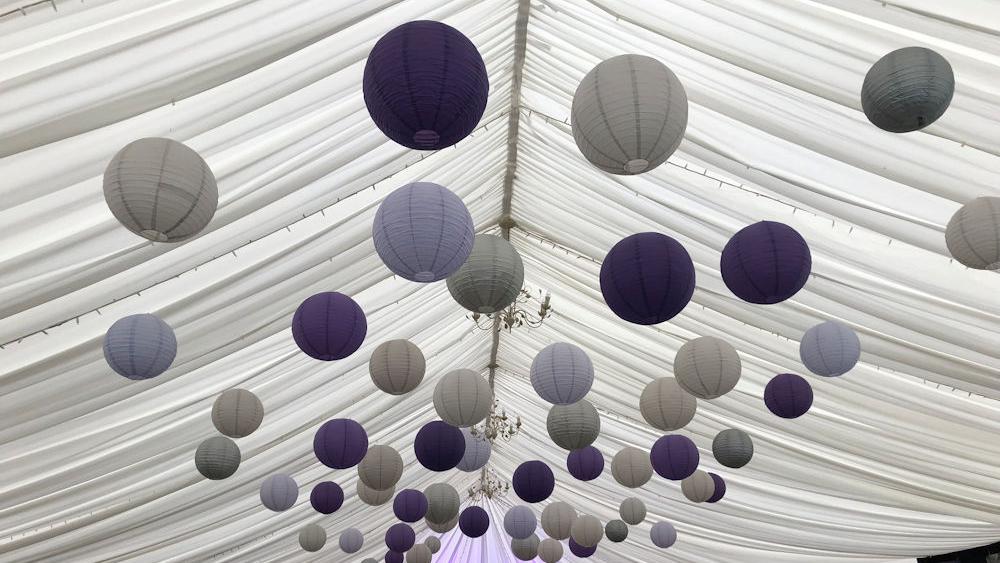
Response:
707,473,726,503
385,523,415,553
567,446,604,481
459,506,490,538
720,221,811,304
393,489,428,523
600,232,695,325
363,21,489,150
764,373,813,419
385,551,404,563
313,418,368,469
569,537,597,558
650,435,699,481
513,460,555,503
310,481,344,514
292,292,367,360
414,420,466,471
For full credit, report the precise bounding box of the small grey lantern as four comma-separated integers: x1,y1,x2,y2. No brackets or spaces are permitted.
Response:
370,339,425,395
103,313,177,380
424,483,461,524
861,47,954,133
619,497,647,525
357,480,394,506
605,519,629,543
211,388,264,438
433,369,492,427
299,523,326,552
540,501,576,540
570,514,603,548
946,196,1000,270
424,536,441,553
447,234,524,313
681,470,715,503
712,428,754,468
640,377,697,431
427,515,458,533
339,527,364,553
511,534,540,561
611,447,653,488
259,474,297,511
674,335,741,399
538,538,564,563
546,399,601,450
406,544,432,563
357,444,403,491
194,436,240,480
799,320,861,377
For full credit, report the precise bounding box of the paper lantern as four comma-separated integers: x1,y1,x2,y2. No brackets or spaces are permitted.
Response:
310,481,344,514
538,538,564,563
800,320,861,377
611,446,653,488
605,519,628,543
363,20,489,150
358,481,395,506
650,435,699,480
541,501,576,540
433,369,492,427
674,336,741,399
363,559,377,563
530,342,594,404
194,436,240,480
946,197,1000,269
681,470,715,503
707,473,727,503
513,460,555,503
385,523,415,553
299,523,326,552
567,445,604,481
211,388,264,438
619,497,646,525
425,536,441,553
569,537,597,558
456,427,491,472
504,505,537,539
314,418,368,469
712,428,754,469
103,314,177,380
414,420,466,471
547,399,601,450
370,339,425,395
424,483,460,524
861,47,953,132
721,221,811,304
459,506,490,538
260,474,297,511
447,234,524,313
427,516,458,533
650,521,677,548
511,535,540,561
373,182,475,282
640,377,697,430
385,551,404,563
600,232,695,324
571,514,603,548
393,489,428,523
406,544,432,563
764,373,813,419
571,55,687,175
104,137,218,242
339,528,364,553
292,292,366,360
359,445,404,491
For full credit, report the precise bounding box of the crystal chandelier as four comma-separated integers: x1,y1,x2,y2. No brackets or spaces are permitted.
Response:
470,289,552,332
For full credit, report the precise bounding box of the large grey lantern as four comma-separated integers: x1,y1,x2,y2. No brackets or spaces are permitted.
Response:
640,377,697,431
530,342,594,404
504,505,537,539
546,399,601,450
712,428,754,468
540,501,576,540
299,523,326,552
611,446,653,488
104,137,218,242
103,313,177,380
369,339,425,395
538,538,564,563
861,47,954,133
447,234,525,313
211,388,264,438
260,474,298,511
456,427,492,472
619,497,646,525
946,197,1000,270
428,516,458,533
406,544,432,563
511,535,540,561
681,470,715,503
424,536,441,553
433,369,492,427
674,335,741,399
572,54,688,175
605,519,629,543
357,480,394,506
195,436,240,480
424,483,461,524
339,528,364,553
799,320,861,377
357,444,403,491
570,514,603,548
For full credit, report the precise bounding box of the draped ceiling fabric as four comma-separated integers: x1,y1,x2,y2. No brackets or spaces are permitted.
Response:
1,0,999,562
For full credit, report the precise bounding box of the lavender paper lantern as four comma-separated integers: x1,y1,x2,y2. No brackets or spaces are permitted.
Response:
385,523,415,553
456,428,491,472
721,221,811,304
513,460,554,503
570,537,597,558
707,473,727,503
650,435,699,480
538,538,564,563
314,418,368,469
393,489,428,523
292,292,367,360
800,320,861,377
530,342,594,404
459,506,490,538
861,47,953,133
194,436,240,480
414,420,466,471
260,474,298,511
103,314,177,380
605,519,629,543
650,521,677,548
764,373,813,419
511,535,540,561
611,446,653,488
339,528,364,553
541,501,576,540
310,481,344,514
504,505,537,539
363,21,489,150
385,551,404,563
600,232,695,325
566,446,604,481
424,483,460,524
946,197,1000,269
712,428,754,469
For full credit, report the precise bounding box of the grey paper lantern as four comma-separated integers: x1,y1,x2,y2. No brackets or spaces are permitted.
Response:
194,436,240,480
299,523,326,552
605,519,628,543
339,528,364,553
370,339,425,395
800,320,861,377
572,54,687,175
530,342,594,404
103,313,177,380
681,470,715,503
546,399,601,450
424,483,460,524
619,497,646,525
570,514,603,548
611,447,653,488
650,521,677,548
211,388,264,438
362,559,377,563
861,47,954,133
456,427,492,472
511,535,540,561
427,516,458,533
357,481,395,506
541,501,576,540
538,538,564,563
504,505,537,539
674,336,741,399
447,234,524,313
260,474,298,511
104,137,218,242
358,445,404,491
424,536,441,553
946,197,1000,270
640,377,697,431
406,544,432,563
433,369,492,427
712,428,754,468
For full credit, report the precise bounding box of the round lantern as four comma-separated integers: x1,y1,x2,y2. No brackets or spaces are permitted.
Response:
424,483,461,524
259,474,297,511
605,519,629,543
538,538,564,563
358,444,404,491
363,559,377,563
314,418,368,469
292,292,366,360
433,369,492,427
619,497,646,525
712,428,754,469
650,521,677,548
393,489,428,523
425,536,441,553
546,399,601,450
406,544,432,563
456,428,491,472
571,55,687,175
707,473,727,503
373,182,475,282
611,446,653,488
600,232,695,324
567,445,604,481
640,377,697,430
427,516,458,533
861,46,954,133
299,523,326,552
194,436,240,480
385,552,404,563
103,314,177,380
674,335,741,399
721,221,811,304
570,514,603,548
504,505,537,539
511,535,540,561
530,342,594,404
764,373,813,418
541,501,576,540
513,460,555,503
211,388,264,438
946,197,1000,269
358,481,395,506
414,420,466,471
370,339,425,395
681,470,715,503
363,20,489,150
459,506,490,538
339,528,364,553
310,481,344,514
104,137,218,242
800,320,861,377
447,234,524,313
569,537,597,558
650,435,699,480
385,523,415,553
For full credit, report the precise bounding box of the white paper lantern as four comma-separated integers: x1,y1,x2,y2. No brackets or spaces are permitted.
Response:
357,480,394,506
712,428,754,469
211,388,264,438
406,544,432,563
456,427,492,472
339,528,364,553
424,483,461,524
424,536,441,553
447,234,524,313
103,313,177,380
530,342,594,404
538,538,564,563
433,369,492,427
570,514,603,548
195,436,241,480
640,377,697,431
799,320,861,377
511,535,540,561
611,447,652,488
260,474,298,511
540,501,576,540
650,521,677,548
681,470,715,503
946,196,1000,270
299,523,326,552
861,47,954,133
674,335,741,399
504,505,537,539
357,444,403,491
370,339,425,395
619,497,646,525
546,399,601,450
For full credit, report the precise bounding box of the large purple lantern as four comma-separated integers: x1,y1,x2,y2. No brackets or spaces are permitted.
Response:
569,537,597,558
414,420,466,471
393,489,428,523
706,473,726,503
310,481,344,514
720,221,811,304
513,460,555,503
292,292,367,360
459,506,490,538
364,21,489,150
313,418,368,469
650,435,699,480
385,523,415,553
764,373,814,419
600,232,695,325
567,446,604,481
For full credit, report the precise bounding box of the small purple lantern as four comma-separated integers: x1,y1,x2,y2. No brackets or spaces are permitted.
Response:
385,551,404,563
764,373,814,418
650,435,699,480
393,489,428,523
459,506,490,538
567,446,604,481
313,418,368,469
292,292,367,360
600,232,695,325
569,537,597,558
706,473,727,503
310,481,344,514
720,221,811,304
414,420,466,471
513,460,555,503
385,523,415,553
